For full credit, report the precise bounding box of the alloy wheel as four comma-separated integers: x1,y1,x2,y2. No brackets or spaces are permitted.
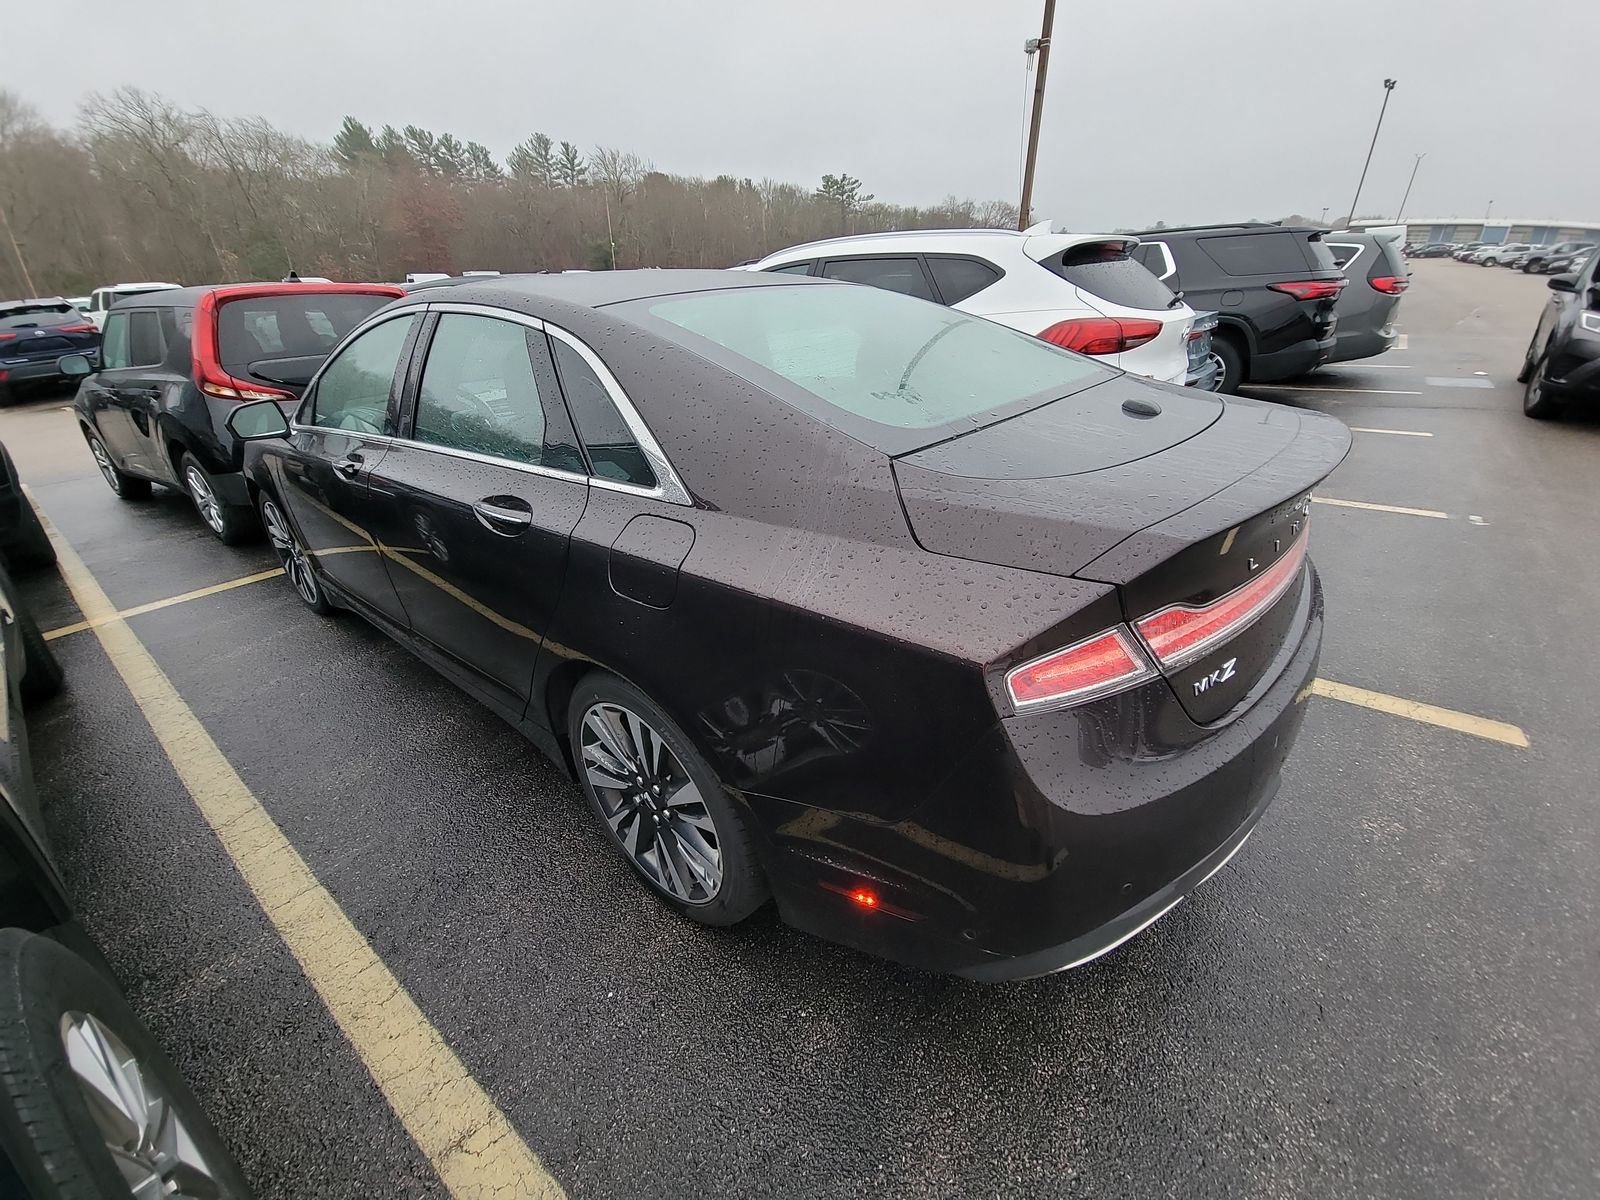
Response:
88,437,120,493
261,498,319,607
60,1011,230,1199
580,702,723,904
185,466,224,534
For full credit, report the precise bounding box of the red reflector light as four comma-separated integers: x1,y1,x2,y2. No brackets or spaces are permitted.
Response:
57,323,97,334
850,889,879,909
1135,533,1310,668
1006,627,1155,711
1267,279,1347,301
1369,275,1408,294
1038,317,1164,355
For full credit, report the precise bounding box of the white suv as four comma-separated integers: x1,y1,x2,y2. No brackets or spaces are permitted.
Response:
82,282,182,330
743,223,1197,386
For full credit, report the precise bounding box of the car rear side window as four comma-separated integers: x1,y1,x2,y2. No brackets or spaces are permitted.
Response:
218,294,391,375
633,283,1103,448
549,337,657,488
1048,244,1177,310
820,257,936,301
310,315,415,434
1197,232,1312,276
128,310,165,367
100,313,131,370
413,314,557,469
766,262,814,276
926,256,1001,304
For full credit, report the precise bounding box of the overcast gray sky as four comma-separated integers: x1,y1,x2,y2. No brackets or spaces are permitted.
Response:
12,0,1598,228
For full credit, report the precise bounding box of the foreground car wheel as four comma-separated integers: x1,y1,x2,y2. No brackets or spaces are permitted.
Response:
1522,356,1563,420
0,929,250,1199
1212,337,1244,395
569,674,766,925
181,454,254,545
259,495,332,615
85,433,151,501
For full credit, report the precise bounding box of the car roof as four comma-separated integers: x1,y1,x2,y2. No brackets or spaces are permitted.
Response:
108,282,403,309
0,297,70,312
390,268,829,312
1135,222,1321,237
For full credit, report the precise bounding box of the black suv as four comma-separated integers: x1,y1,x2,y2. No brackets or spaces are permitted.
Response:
1519,241,1596,274
62,283,401,543
1131,223,1345,393
1518,248,1600,419
0,300,101,406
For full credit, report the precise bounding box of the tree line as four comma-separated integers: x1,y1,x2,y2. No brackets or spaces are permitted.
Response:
0,88,1018,296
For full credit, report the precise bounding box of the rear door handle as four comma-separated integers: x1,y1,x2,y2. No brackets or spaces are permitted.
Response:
332,455,363,480
472,496,534,535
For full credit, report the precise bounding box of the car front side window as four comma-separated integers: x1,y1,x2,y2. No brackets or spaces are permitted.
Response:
100,312,131,370
413,314,563,470
309,316,415,434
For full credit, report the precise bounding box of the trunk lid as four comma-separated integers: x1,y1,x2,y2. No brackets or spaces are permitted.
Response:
893,388,1350,722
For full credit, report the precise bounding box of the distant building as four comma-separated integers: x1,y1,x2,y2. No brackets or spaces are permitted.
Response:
1357,217,1600,245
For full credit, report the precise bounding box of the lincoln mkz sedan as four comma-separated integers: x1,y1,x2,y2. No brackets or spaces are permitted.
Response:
226,271,1349,980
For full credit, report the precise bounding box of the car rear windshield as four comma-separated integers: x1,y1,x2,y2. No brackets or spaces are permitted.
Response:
1046,243,1176,310
0,302,75,327
1199,231,1320,276
217,293,392,372
625,283,1106,453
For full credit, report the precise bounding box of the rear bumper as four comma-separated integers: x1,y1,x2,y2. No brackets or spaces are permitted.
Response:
1249,335,1336,383
1186,353,1222,391
1324,325,1397,364
0,358,74,386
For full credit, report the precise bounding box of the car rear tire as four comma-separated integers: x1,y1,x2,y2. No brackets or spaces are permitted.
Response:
0,929,251,1200
6,495,57,572
180,453,255,546
83,432,151,501
1522,354,1564,420
1211,336,1245,395
568,672,767,926
259,493,333,615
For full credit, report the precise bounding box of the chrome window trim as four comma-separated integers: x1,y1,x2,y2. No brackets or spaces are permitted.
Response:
542,322,691,506
291,302,691,504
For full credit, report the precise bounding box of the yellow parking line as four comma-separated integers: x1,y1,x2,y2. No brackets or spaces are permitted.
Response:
29,500,565,1200
1312,496,1450,519
1311,678,1529,748
43,568,286,641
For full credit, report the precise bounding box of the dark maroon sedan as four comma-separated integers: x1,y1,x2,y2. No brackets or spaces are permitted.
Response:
226,271,1349,980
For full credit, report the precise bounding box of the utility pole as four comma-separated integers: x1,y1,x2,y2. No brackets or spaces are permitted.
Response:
1320,206,1330,225
1395,153,1425,223
1484,199,1494,221
1345,78,1397,227
1017,0,1057,231
0,203,37,297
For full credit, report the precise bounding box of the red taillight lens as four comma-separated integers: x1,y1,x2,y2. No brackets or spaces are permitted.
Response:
1369,275,1408,294
57,323,97,334
1135,533,1310,669
1038,317,1164,355
0,332,15,341
1005,627,1155,711
197,371,295,403
1267,279,1347,301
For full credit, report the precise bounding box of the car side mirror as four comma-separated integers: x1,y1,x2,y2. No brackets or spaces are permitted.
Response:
56,353,94,377
1548,274,1578,293
225,400,291,441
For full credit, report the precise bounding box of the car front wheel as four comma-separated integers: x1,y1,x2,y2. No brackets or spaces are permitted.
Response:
0,929,251,1199
1522,354,1564,419
84,432,151,501
568,672,767,926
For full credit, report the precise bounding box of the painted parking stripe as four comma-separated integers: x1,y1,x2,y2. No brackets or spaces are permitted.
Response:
1312,679,1529,748
29,496,566,1200
1312,496,1450,519
1245,385,1424,396
43,567,285,640
1396,333,1409,350
1348,427,1433,437
1424,376,1495,389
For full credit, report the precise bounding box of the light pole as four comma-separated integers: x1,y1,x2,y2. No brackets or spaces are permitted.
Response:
1346,78,1397,227
1017,0,1057,230
1395,153,1425,224
1485,199,1494,222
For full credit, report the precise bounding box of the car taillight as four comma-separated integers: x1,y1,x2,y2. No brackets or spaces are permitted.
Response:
1368,275,1408,294
57,323,97,334
0,332,14,342
191,290,297,403
1005,627,1156,711
1267,280,1347,301
1038,317,1164,355
1135,533,1309,669
196,370,295,403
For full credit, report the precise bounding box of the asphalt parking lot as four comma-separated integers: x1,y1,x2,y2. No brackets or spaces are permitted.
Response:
3,258,1597,1199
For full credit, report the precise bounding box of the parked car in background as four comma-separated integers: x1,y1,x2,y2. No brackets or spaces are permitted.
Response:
1541,248,1594,276
226,269,1348,979
745,225,1204,388
1519,241,1595,274
1474,243,1533,266
0,300,102,406
61,282,402,543
0,457,253,1198
1453,243,1490,260
65,296,92,313
1130,223,1345,393
1322,228,1409,364
1409,243,1455,258
1518,247,1600,419
81,282,182,331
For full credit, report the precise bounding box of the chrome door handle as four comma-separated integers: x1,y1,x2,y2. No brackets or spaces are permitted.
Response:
332,456,362,480
472,499,533,534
